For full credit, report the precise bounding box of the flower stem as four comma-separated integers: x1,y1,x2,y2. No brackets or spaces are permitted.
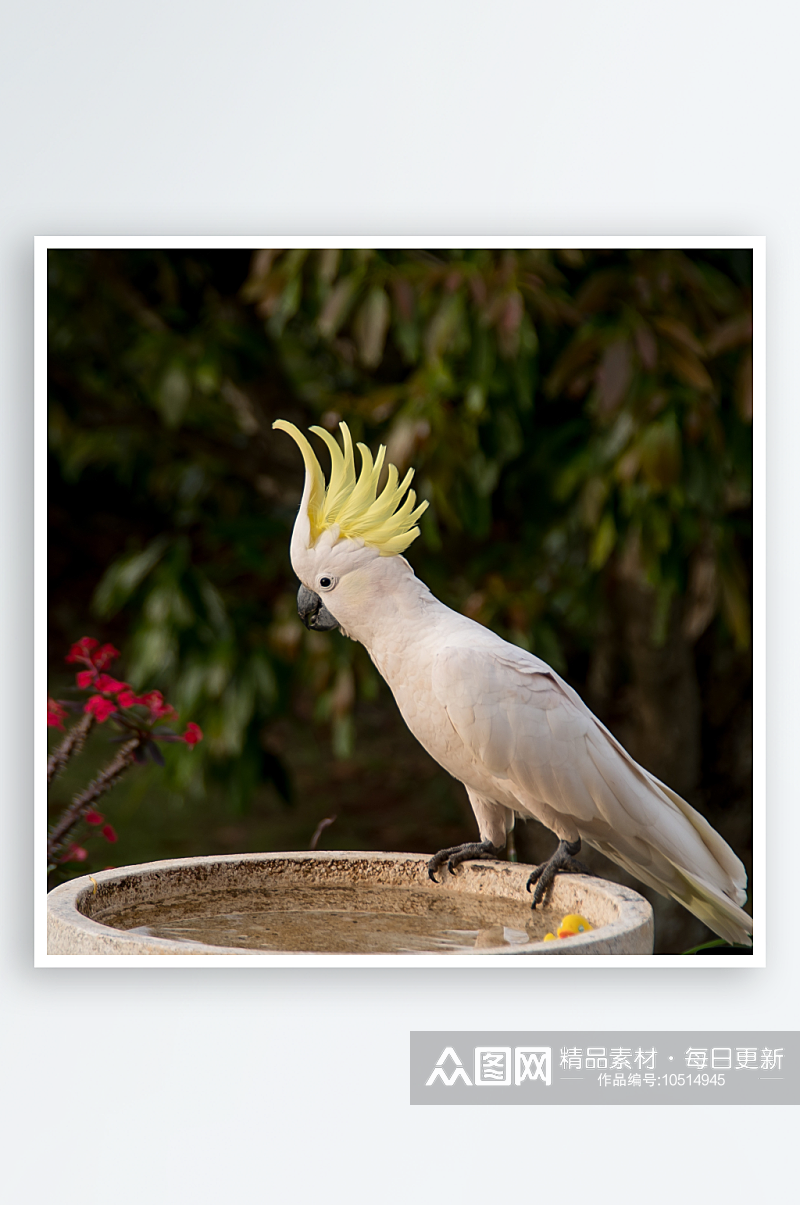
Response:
47,712,95,785
47,736,141,862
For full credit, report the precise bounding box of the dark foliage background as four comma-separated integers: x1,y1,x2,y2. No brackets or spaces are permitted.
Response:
47,246,753,953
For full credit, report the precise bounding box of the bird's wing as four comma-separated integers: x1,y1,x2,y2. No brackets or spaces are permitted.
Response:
431,640,752,945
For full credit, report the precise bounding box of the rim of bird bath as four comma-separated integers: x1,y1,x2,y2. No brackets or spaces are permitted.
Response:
46,851,654,956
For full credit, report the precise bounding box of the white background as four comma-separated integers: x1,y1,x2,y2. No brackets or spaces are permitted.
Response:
3,1,796,1199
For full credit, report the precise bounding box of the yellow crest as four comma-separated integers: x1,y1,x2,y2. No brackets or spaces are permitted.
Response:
273,420,428,556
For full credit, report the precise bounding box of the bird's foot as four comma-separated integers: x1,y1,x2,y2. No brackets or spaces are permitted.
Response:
428,839,505,883
525,839,590,909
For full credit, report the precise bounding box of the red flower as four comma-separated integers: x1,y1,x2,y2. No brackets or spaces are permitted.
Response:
61,843,88,863
93,674,127,694
66,637,99,664
65,638,120,670
181,722,203,747
84,695,117,722
116,688,146,708
101,824,118,844
92,644,120,670
47,697,68,729
75,669,96,688
85,810,104,825
138,690,176,719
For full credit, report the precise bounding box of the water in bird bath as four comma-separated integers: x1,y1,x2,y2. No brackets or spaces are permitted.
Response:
95,882,556,953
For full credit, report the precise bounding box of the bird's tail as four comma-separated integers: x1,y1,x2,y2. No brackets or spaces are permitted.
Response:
589,772,753,947
648,773,753,946
665,863,753,947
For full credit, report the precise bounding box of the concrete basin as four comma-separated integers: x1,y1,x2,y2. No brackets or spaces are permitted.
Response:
46,851,654,955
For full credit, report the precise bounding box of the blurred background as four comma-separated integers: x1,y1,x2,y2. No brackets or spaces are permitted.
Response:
47,246,753,953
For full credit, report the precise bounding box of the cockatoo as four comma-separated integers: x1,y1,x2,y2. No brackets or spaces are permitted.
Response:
274,419,753,947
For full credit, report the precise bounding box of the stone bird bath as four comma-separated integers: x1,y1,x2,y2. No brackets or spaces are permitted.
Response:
47,851,654,955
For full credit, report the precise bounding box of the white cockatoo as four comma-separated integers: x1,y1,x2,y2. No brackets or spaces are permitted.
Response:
274,419,753,947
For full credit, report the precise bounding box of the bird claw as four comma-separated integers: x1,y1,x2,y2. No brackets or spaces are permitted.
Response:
427,839,504,883
528,874,554,910
526,839,586,909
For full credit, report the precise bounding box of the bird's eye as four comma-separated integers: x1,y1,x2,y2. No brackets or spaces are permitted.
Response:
318,575,336,591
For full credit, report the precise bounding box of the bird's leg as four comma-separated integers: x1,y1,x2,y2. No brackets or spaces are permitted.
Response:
428,839,505,883
525,838,590,908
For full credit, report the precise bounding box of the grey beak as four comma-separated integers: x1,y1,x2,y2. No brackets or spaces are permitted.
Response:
297,584,340,632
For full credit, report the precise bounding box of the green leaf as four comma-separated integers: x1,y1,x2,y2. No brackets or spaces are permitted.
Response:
589,512,616,570
681,938,752,955
465,383,486,415
332,714,354,760
424,293,465,363
156,362,192,428
127,625,178,684
638,417,682,490
93,536,170,617
317,276,358,339
354,288,390,368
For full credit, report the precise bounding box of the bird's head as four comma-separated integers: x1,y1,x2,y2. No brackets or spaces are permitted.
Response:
273,420,428,635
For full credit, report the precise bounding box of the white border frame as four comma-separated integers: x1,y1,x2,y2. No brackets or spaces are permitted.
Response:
35,235,765,969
